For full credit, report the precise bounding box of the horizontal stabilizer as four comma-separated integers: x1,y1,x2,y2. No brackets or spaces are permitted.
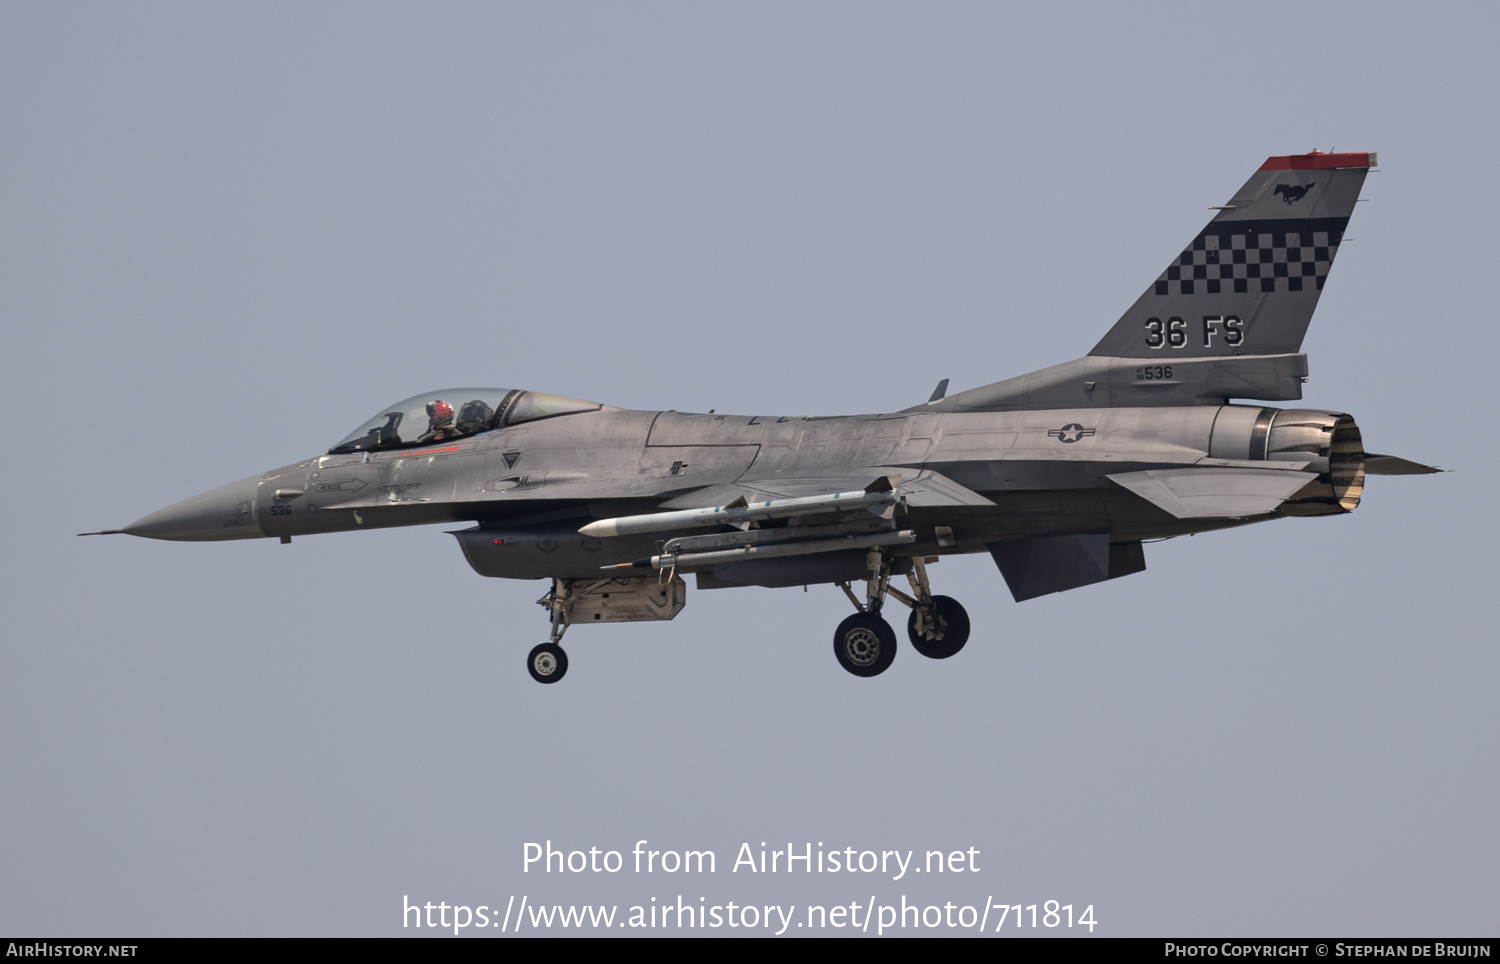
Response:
1108,466,1316,519
1364,453,1444,475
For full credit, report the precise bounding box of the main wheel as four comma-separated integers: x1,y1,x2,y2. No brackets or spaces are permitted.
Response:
527,642,569,684
907,595,971,659
833,613,897,677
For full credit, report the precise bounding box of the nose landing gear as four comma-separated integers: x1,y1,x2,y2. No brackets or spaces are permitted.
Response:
833,554,969,677
523,574,689,683
527,578,578,684
527,641,569,684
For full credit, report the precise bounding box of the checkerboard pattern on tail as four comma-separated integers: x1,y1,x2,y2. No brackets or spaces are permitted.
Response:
1155,218,1347,296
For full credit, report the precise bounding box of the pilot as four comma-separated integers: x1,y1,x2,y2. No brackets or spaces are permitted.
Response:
417,400,460,443
454,398,495,436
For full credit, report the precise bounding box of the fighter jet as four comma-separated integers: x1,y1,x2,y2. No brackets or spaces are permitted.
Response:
85,151,1440,683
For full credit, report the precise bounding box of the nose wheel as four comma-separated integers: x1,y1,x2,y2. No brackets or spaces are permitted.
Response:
527,642,569,683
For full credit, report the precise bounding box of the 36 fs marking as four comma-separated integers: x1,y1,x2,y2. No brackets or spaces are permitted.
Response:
1145,315,1244,349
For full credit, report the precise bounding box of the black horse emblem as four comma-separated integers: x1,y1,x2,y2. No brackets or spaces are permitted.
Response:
1274,183,1313,205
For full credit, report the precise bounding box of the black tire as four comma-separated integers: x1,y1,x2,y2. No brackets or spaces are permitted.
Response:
907,595,971,659
833,613,897,677
527,642,569,684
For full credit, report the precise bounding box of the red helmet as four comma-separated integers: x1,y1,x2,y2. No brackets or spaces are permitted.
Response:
428,400,454,421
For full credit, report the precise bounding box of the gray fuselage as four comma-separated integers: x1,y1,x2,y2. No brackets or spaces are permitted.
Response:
128,402,1359,582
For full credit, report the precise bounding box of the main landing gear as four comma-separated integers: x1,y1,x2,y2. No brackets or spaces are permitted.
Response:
832,612,897,677
832,552,970,678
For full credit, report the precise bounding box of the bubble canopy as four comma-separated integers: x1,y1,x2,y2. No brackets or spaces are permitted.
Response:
328,388,605,454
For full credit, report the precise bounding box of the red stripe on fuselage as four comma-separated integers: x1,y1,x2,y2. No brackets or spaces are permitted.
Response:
390,445,461,457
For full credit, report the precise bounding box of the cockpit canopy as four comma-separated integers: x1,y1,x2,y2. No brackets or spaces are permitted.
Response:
329,388,606,454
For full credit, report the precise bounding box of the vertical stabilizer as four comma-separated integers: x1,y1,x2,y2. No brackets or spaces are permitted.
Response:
1090,152,1374,359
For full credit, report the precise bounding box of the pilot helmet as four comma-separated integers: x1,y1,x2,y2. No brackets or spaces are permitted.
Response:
427,400,454,424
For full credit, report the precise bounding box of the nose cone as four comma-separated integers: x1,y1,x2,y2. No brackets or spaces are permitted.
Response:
122,474,266,541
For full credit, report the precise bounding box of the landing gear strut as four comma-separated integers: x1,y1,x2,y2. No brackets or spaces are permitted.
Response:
833,554,969,676
529,578,577,684
831,549,899,678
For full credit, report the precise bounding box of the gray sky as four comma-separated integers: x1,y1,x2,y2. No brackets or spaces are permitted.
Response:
2,1,1496,937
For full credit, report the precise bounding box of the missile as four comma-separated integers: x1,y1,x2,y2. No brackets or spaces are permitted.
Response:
661,516,897,556
579,478,900,538
606,529,916,571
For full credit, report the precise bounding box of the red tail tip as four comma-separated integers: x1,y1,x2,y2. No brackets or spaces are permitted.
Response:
1260,151,1377,171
